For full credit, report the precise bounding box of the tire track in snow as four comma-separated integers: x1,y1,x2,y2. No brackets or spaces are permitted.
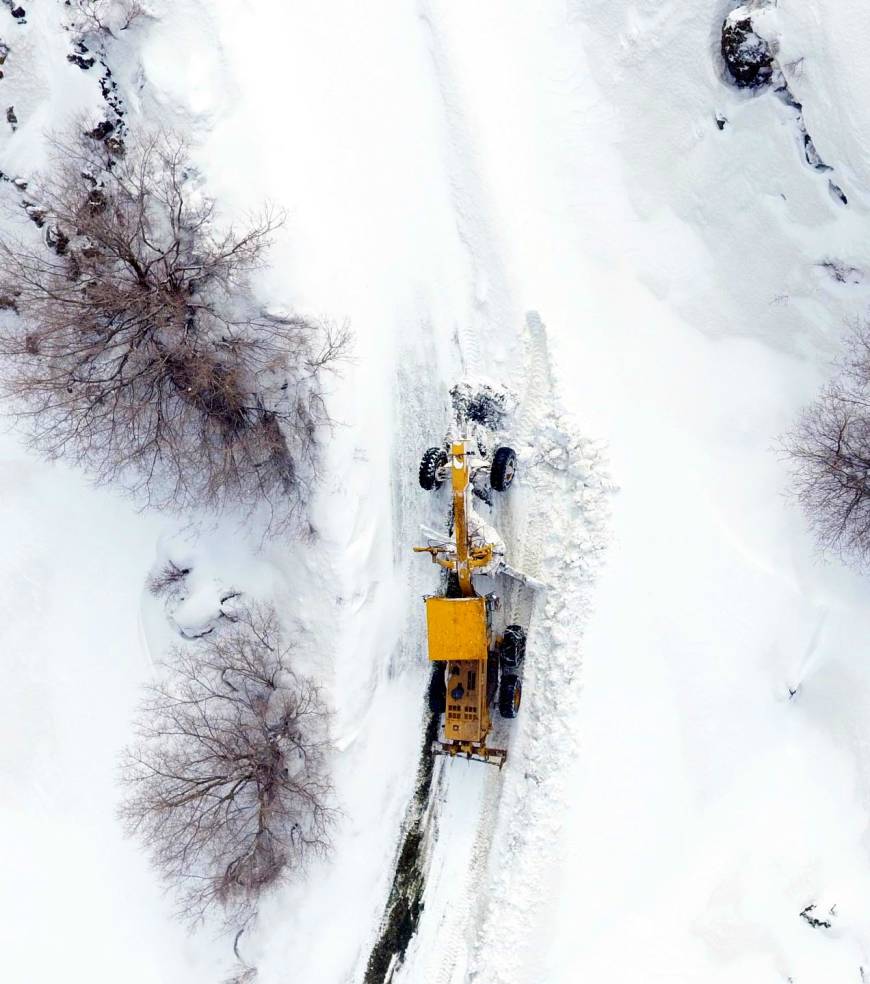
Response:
416,0,521,376
468,325,614,984
428,771,502,984
360,317,459,984
391,10,523,980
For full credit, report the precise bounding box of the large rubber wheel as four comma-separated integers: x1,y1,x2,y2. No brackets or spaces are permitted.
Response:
486,650,500,707
490,446,517,492
499,674,522,719
500,624,526,670
428,665,446,715
419,447,448,490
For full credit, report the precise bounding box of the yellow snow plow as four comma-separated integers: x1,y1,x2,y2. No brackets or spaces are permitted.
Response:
414,438,525,768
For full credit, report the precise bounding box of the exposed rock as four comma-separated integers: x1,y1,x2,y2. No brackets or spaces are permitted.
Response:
5,103,14,130
803,133,832,172
817,260,864,285
105,135,125,155
45,225,70,256
721,9,774,89
67,52,95,70
87,119,114,141
799,903,833,930
68,40,94,70
829,180,848,206
22,200,45,227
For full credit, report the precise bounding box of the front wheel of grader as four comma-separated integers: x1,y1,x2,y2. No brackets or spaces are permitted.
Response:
419,446,448,490
490,446,517,492
500,624,526,670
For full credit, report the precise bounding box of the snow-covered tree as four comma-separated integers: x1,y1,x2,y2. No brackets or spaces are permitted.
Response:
785,323,870,562
119,604,335,925
0,128,347,528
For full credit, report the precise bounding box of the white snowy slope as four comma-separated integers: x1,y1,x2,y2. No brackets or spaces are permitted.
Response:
0,6,223,983
416,4,870,983
5,2,870,984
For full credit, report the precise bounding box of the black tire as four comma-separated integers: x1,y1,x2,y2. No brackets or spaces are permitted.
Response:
499,674,522,719
428,665,446,715
500,624,526,670
419,447,448,491
486,650,500,707
490,446,517,492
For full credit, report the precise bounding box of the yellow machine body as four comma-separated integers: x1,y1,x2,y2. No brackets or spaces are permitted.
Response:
415,439,506,766
425,596,491,745
443,659,491,745
425,597,487,663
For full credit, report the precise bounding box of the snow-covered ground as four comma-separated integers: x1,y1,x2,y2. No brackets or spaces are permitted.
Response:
6,1,870,982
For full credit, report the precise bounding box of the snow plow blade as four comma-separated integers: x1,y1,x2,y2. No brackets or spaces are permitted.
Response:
434,740,508,769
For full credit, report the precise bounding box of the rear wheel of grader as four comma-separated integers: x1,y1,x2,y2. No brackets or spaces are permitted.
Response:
500,624,526,670
499,674,522,719
419,447,448,490
428,665,446,714
486,650,500,707
490,446,517,492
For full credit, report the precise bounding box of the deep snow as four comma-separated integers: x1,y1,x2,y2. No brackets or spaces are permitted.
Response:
5,2,870,983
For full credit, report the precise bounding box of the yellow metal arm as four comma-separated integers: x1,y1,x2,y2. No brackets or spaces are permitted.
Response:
413,543,494,572
413,439,495,595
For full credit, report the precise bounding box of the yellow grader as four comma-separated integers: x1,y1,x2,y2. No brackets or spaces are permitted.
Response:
415,438,526,767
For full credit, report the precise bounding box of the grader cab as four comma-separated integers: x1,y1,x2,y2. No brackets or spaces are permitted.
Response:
414,437,526,767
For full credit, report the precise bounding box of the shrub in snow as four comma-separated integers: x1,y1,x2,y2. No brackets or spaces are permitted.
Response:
721,8,775,89
67,0,149,39
147,560,190,597
799,903,834,930
784,323,870,562
0,129,348,529
119,604,335,926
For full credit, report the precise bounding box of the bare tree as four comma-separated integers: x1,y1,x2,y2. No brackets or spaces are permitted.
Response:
0,128,348,528
784,321,870,561
147,560,190,597
68,0,149,38
119,604,335,926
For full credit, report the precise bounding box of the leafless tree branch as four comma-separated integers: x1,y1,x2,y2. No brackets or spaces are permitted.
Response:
0,128,349,530
119,603,336,927
783,321,870,562
67,0,150,39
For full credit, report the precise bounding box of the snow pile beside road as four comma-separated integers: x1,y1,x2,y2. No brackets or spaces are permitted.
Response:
470,317,614,984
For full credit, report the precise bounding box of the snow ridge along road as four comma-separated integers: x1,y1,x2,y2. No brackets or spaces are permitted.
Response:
469,314,613,984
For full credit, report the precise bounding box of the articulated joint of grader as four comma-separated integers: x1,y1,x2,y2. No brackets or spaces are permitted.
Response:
412,543,494,572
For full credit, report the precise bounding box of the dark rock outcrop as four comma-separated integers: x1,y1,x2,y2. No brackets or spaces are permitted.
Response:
722,10,774,89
